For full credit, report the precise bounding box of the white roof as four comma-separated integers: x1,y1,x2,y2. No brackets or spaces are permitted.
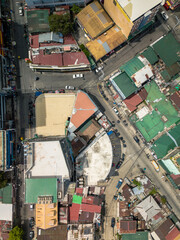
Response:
118,0,163,21
132,64,154,87
76,132,113,186
30,141,70,178
136,196,161,222
0,204,12,221
136,106,150,119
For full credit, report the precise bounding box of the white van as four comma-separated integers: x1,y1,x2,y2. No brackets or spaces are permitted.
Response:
151,160,160,172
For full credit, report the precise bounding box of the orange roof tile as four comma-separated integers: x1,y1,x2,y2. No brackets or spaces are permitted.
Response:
123,93,143,112
71,91,98,129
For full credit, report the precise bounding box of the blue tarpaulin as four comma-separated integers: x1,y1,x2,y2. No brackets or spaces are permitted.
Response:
107,131,113,136
35,91,43,97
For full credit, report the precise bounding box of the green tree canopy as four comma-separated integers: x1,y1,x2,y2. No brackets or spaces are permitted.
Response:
0,172,7,189
9,226,24,240
48,13,73,35
71,4,81,14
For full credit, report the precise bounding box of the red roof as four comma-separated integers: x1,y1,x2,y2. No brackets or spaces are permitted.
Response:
165,226,180,240
82,196,95,205
69,203,80,223
76,188,83,195
123,93,143,112
138,88,148,100
71,91,97,129
170,91,180,109
29,35,39,48
119,220,137,233
31,50,63,66
81,204,101,213
63,52,89,66
64,35,76,45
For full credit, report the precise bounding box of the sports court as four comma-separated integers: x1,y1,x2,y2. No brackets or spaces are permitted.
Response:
130,81,179,142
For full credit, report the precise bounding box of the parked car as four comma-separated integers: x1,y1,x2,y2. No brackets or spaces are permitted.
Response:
122,153,125,161
19,6,23,16
123,120,128,126
73,73,84,79
59,89,65,93
95,65,103,73
161,11,169,20
65,86,75,90
112,106,119,115
133,136,140,143
111,217,115,227
116,161,121,169
116,178,123,189
29,217,34,227
17,144,21,154
29,231,34,239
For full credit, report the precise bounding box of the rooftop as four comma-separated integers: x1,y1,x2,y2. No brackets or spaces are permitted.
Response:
118,0,162,21
136,196,161,222
110,72,138,100
170,91,180,110
76,131,113,186
25,178,57,204
77,1,113,39
27,9,50,34
122,231,148,240
35,93,76,137
140,47,159,65
151,124,180,159
72,195,83,204
86,25,127,61
131,81,179,142
36,203,58,230
69,91,98,131
119,220,136,233
0,204,12,221
28,141,70,179
0,184,12,204
123,92,143,112
103,0,133,38
159,159,180,175
152,33,180,67
37,225,67,240
120,56,145,77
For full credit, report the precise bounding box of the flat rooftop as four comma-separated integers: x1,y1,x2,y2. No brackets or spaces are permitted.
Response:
25,178,57,204
35,93,76,137
0,204,12,221
29,141,70,179
76,131,113,185
118,0,162,21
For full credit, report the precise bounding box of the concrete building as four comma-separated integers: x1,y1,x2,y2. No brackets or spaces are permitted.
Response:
76,131,113,185
35,93,76,137
25,0,91,8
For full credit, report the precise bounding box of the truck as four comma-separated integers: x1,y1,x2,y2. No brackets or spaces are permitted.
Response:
116,178,123,189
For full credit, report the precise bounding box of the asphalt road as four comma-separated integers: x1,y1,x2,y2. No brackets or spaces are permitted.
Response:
10,1,180,239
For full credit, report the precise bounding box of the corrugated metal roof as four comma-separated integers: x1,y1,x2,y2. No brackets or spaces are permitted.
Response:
160,159,180,175
39,32,63,43
120,56,144,77
72,195,82,204
111,72,137,99
152,33,180,67
122,231,148,240
141,47,158,65
161,69,171,82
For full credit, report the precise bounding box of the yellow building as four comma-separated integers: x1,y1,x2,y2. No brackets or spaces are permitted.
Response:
103,0,133,38
36,201,58,229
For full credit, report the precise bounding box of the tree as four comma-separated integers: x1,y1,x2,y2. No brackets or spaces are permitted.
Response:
9,226,24,240
161,196,167,204
71,4,81,14
48,13,73,36
133,179,142,188
79,44,90,57
149,187,157,195
0,172,7,189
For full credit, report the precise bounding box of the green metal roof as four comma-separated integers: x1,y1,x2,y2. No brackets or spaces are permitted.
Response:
160,69,171,82
0,184,12,204
141,47,159,65
25,178,57,204
27,9,50,34
159,159,180,175
177,158,180,166
122,231,148,240
169,213,179,224
72,194,82,204
79,120,92,133
112,72,138,99
120,56,144,77
152,33,180,67
152,124,180,159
